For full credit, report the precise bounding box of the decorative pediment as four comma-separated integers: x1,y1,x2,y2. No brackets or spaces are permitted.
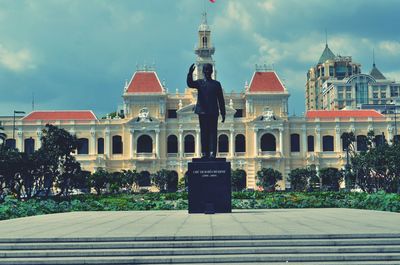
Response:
128,108,160,124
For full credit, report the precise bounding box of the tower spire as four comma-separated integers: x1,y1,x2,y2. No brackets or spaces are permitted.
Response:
325,28,328,47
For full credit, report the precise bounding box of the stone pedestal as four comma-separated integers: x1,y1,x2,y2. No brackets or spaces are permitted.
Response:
188,158,231,214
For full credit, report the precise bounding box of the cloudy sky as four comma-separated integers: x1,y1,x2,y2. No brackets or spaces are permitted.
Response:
1,0,400,117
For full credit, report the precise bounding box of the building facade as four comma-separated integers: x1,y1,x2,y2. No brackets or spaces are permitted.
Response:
1,15,399,190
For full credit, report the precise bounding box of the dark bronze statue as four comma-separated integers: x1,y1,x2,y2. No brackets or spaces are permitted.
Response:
187,63,226,159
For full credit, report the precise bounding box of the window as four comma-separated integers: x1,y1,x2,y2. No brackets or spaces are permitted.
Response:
77,138,89,154
218,134,229,153
184,135,195,153
167,109,177,119
97,138,104,154
235,134,246,152
356,135,368,152
202,36,208,48
234,109,243,118
322,135,334,151
24,138,35,155
373,93,378,99
112,135,123,154
329,66,334,76
381,92,386,98
260,133,276,152
137,135,152,153
5,139,16,149
167,135,178,153
307,135,314,152
290,134,300,152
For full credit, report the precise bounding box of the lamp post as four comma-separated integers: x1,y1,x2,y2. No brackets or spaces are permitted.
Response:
13,110,26,140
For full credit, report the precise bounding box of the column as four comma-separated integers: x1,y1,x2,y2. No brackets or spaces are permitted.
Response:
130,129,135,159
301,125,307,156
155,129,160,158
229,128,234,157
90,128,96,155
315,126,321,153
179,128,183,158
195,128,200,157
388,126,393,146
105,127,111,156
17,129,23,151
279,128,283,154
254,128,258,156
335,126,341,152
36,130,42,150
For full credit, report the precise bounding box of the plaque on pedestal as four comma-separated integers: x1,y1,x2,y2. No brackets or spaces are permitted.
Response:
188,158,231,214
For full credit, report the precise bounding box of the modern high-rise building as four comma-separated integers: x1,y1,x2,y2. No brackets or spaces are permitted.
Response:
306,43,361,110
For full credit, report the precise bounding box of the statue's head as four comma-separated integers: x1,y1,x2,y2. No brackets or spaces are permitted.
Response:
202,64,213,79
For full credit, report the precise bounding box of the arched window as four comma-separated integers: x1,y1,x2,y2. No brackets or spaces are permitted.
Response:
167,135,178,154
138,171,151,187
290,134,300,152
184,134,195,153
218,134,229,153
97,138,104,154
5,139,16,149
357,135,368,151
202,36,208,48
394,135,400,144
167,171,179,192
260,133,276,152
77,138,89,154
322,135,334,151
235,134,246,153
112,135,123,154
24,138,35,154
137,135,153,153
307,135,314,152
375,133,385,147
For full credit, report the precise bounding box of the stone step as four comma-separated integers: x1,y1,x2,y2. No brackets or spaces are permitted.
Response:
1,253,400,264
1,238,400,250
1,233,399,243
1,245,400,258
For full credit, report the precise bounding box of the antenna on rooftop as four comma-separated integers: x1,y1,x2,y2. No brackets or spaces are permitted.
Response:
373,48,376,67
325,28,328,47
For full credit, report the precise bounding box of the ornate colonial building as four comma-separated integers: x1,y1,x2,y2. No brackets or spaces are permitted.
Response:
1,14,398,190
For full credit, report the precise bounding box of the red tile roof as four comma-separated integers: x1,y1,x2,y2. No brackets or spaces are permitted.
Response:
248,71,285,93
23,111,97,121
126,71,163,93
306,110,384,119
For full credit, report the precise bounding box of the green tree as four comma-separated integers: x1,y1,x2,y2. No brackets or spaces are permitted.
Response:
89,168,109,195
36,124,81,198
352,141,400,193
319,167,343,191
256,168,282,192
289,167,317,192
231,169,247,191
341,132,356,189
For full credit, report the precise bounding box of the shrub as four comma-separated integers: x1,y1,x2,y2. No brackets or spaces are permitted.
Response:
256,168,282,192
231,169,247,191
319,167,343,191
289,167,317,192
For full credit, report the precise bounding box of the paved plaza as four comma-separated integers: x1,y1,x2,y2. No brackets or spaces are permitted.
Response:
1,208,400,240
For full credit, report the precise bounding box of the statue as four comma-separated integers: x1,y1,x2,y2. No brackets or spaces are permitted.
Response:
187,63,226,159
